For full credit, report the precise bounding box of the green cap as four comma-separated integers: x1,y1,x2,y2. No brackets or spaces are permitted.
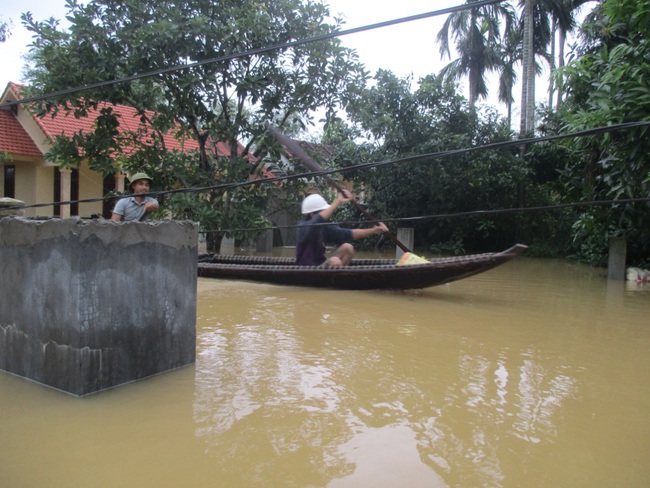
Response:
129,172,153,184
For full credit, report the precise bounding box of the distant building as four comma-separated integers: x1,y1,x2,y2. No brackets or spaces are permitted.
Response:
0,82,239,218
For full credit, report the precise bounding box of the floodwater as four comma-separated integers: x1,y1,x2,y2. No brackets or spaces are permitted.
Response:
2,255,650,488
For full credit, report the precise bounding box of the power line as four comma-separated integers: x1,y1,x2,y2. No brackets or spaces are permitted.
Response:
14,193,649,234
199,196,650,235
7,120,650,218
0,0,503,109
0,1,644,231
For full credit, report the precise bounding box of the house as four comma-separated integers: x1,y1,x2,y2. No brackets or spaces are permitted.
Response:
0,82,241,219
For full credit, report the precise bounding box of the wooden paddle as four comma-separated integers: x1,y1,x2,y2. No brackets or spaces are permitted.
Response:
266,124,412,253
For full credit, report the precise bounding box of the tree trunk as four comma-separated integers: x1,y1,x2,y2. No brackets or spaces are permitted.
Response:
548,17,557,110
520,0,536,137
519,0,534,137
468,8,478,107
556,28,566,109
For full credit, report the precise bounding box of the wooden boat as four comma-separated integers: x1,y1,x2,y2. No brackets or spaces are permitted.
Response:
197,244,527,290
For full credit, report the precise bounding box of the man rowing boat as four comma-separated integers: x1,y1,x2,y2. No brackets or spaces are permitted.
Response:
296,190,387,267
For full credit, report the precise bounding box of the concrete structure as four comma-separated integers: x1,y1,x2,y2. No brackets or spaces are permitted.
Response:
0,197,25,217
396,228,415,259
221,236,235,254
256,229,274,253
0,217,198,396
607,236,627,281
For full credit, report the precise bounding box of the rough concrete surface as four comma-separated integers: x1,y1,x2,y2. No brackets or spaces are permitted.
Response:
0,217,198,396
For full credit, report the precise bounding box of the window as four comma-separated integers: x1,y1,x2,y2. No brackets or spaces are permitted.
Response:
4,165,15,198
102,173,116,218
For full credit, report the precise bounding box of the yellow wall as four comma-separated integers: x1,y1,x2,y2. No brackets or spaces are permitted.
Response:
8,155,108,218
9,105,107,218
77,160,105,217
16,107,51,161
35,165,55,217
10,160,55,217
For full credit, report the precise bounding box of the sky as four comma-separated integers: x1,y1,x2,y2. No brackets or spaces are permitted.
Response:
0,1,456,84
0,0,549,113
324,0,457,81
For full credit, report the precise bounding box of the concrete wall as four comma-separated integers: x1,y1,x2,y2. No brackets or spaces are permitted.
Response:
0,217,198,396
0,198,25,217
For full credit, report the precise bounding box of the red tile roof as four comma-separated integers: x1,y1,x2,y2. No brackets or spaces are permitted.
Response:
1,82,243,159
296,140,337,160
3,82,24,99
0,109,42,157
33,101,203,155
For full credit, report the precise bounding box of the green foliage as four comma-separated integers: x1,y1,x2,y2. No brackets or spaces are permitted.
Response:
335,70,570,254
0,16,12,43
21,0,366,250
436,0,516,106
558,0,650,266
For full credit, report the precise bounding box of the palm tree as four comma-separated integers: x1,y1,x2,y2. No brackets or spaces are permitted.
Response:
437,0,514,108
0,17,12,43
551,0,599,109
496,22,522,127
519,0,575,136
518,0,597,134
520,0,555,137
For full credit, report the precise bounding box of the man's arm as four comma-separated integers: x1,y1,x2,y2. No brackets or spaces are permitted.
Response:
351,222,388,240
110,198,126,221
318,190,352,221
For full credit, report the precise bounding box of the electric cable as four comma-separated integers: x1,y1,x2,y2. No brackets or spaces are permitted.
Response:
0,0,503,109
7,120,650,233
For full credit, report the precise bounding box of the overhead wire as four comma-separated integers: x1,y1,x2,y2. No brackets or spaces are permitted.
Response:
197,196,650,235
3,0,647,236
0,0,503,109
7,119,648,209
8,120,650,224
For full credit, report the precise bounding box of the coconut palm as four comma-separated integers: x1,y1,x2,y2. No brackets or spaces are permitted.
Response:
437,0,515,108
550,0,599,109
519,0,597,133
519,0,552,136
496,22,522,127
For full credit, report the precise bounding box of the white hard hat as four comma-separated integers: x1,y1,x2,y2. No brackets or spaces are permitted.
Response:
301,194,330,214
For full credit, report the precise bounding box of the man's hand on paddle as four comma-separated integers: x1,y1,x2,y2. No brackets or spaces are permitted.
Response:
333,189,353,205
373,222,388,235
333,190,388,236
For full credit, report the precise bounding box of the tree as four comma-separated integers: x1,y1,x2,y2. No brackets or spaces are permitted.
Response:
559,0,650,266
495,12,522,127
339,70,548,254
437,0,515,108
517,0,577,135
0,16,12,42
518,0,532,136
21,0,367,250
547,0,595,110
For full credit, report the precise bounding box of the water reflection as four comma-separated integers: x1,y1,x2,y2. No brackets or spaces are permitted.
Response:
190,260,621,487
193,288,357,486
2,258,650,487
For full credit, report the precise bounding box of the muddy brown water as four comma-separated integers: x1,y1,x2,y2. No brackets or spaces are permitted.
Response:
1,255,650,487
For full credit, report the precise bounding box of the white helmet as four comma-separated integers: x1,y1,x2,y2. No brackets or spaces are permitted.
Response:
301,194,330,214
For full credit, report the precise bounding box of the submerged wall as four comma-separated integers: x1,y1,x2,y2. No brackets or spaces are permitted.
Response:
0,217,198,396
